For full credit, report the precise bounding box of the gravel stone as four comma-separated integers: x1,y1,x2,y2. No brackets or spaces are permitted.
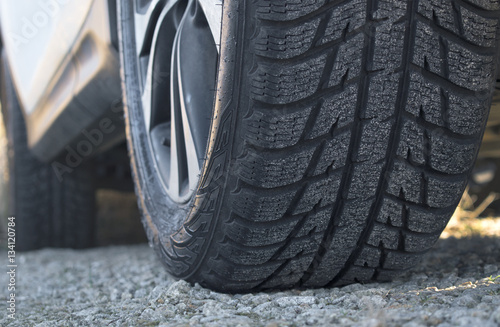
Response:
0,234,498,326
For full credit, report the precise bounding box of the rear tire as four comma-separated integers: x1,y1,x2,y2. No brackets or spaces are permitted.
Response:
119,0,500,292
1,52,96,251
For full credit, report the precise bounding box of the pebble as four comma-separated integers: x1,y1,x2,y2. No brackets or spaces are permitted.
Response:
0,236,498,326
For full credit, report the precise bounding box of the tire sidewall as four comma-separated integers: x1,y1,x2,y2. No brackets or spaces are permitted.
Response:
117,0,239,279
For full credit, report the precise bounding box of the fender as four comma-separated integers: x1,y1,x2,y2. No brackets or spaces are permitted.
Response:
0,0,123,162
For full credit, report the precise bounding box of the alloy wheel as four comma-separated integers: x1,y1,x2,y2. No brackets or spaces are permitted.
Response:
133,0,222,203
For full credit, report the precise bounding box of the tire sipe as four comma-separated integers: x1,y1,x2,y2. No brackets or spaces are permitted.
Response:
118,0,500,292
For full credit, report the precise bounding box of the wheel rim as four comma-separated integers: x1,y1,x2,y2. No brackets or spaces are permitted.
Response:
134,0,222,203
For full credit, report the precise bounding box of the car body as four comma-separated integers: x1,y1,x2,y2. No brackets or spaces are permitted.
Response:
0,0,123,163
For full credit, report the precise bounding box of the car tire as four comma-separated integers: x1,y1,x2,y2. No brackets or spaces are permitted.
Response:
118,0,500,292
0,51,96,251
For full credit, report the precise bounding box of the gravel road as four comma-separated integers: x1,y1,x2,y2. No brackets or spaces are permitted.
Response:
0,212,499,327
1,110,499,326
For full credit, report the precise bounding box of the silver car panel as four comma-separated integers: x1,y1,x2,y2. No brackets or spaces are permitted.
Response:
0,0,122,161
0,0,93,115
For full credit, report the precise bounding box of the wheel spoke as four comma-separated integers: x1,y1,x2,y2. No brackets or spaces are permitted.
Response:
176,0,218,162
169,30,184,198
150,122,172,187
134,0,165,57
175,26,202,199
198,0,223,52
134,0,221,203
139,0,181,131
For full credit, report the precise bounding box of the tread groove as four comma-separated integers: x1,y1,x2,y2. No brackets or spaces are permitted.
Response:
325,0,420,287
298,0,377,287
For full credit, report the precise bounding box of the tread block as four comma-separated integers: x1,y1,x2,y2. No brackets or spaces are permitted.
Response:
426,174,467,208
347,161,384,200
464,0,500,10
418,0,460,34
429,133,477,174
461,6,499,47
404,232,441,252
320,0,367,45
293,171,342,214
256,0,326,21
374,0,408,20
278,256,313,276
414,22,446,76
262,256,314,289
232,188,296,222
210,257,283,282
355,247,382,268
276,232,324,260
296,206,332,237
376,198,405,227
325,226,362,263
237,147,315,188
261,274,302,289
407,72,445,127
363,73,400,120
387,161,423,204
313,130,351,175
372,2,407,71
328,33,365,87
221,232,321,266
307,84,358,139
302,229,360,286
251,54,328,104
355,119,392,162
339,265,376,283
407,206,450,233
243,106,313,149
418,0,499,47
383,252,422,270
448,91,489,135
397,119,427,166
226,216,301,246
254,18,320,59
336,198,373,228
366,223,400,250
448,41,496,92
220,242,277,265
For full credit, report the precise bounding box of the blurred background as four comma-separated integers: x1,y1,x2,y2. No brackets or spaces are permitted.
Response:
0,103,148,247
0,102,6,222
